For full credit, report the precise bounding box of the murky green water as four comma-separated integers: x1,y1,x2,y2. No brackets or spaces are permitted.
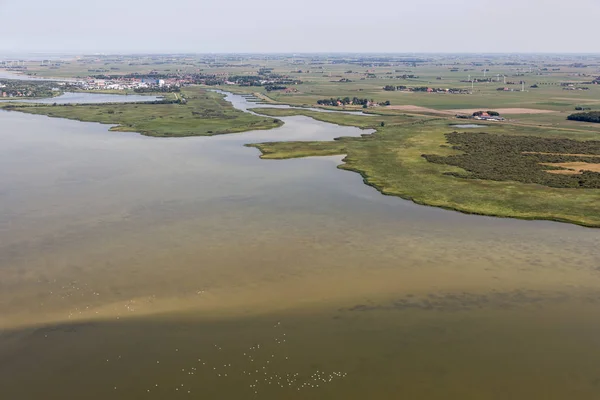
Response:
1,94,600,399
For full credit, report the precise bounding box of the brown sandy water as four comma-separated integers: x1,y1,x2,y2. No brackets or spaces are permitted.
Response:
1,94,600,399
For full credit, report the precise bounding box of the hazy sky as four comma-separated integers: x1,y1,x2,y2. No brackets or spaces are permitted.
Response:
1,0,598,54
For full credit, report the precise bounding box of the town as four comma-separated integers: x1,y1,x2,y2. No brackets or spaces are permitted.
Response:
1,68,305,97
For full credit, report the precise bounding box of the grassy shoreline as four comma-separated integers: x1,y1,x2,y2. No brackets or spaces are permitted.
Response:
249,107,600,228
3,82,599,226
0,88,284,137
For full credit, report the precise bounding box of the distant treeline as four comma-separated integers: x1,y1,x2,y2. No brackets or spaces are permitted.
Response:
264,85,287,92
568,111,600,123
318,97,369,106
317,97,390,107
231,75,302,87
134,87,180,93
384,85,468,94
473,111,500,116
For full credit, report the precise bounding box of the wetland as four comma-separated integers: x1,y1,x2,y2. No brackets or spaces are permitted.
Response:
2,92,600,399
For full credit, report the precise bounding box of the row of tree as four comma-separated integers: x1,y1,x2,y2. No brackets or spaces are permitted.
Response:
264,85,287,92
229,75,302,87
317,97,369,106
473,111,500,116
134,87,180,93
316,97,390,107
384,85,468,93
568,111,600,123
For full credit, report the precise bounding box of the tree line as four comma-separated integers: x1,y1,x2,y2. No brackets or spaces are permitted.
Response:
134,87,180,93
473,111,500,116
568,111,600,123
264,85,287,92
316,97,390,107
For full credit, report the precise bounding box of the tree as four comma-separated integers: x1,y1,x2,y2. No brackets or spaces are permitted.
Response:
568,111,600,123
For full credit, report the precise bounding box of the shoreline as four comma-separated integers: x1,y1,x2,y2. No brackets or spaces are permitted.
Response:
0,88,284,137
248,107,600,228
2,85,598,226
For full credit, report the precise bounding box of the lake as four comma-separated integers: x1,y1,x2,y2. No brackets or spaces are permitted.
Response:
1,92,600,400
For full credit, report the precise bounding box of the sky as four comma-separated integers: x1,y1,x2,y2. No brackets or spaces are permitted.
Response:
0,0,598,54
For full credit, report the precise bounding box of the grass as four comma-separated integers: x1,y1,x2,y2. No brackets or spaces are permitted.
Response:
249,107,600,227
0,87,283,137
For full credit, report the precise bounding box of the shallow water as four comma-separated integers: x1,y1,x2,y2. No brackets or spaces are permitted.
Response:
1,92,600,399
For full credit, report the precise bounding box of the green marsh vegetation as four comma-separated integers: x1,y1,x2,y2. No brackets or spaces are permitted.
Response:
0,87,283,137
423,132,600,188
249,107,600,227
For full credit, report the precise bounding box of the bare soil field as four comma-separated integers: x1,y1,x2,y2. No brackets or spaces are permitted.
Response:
543,162,600,174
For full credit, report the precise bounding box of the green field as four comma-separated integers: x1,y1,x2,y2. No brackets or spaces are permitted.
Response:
0,87,283,137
